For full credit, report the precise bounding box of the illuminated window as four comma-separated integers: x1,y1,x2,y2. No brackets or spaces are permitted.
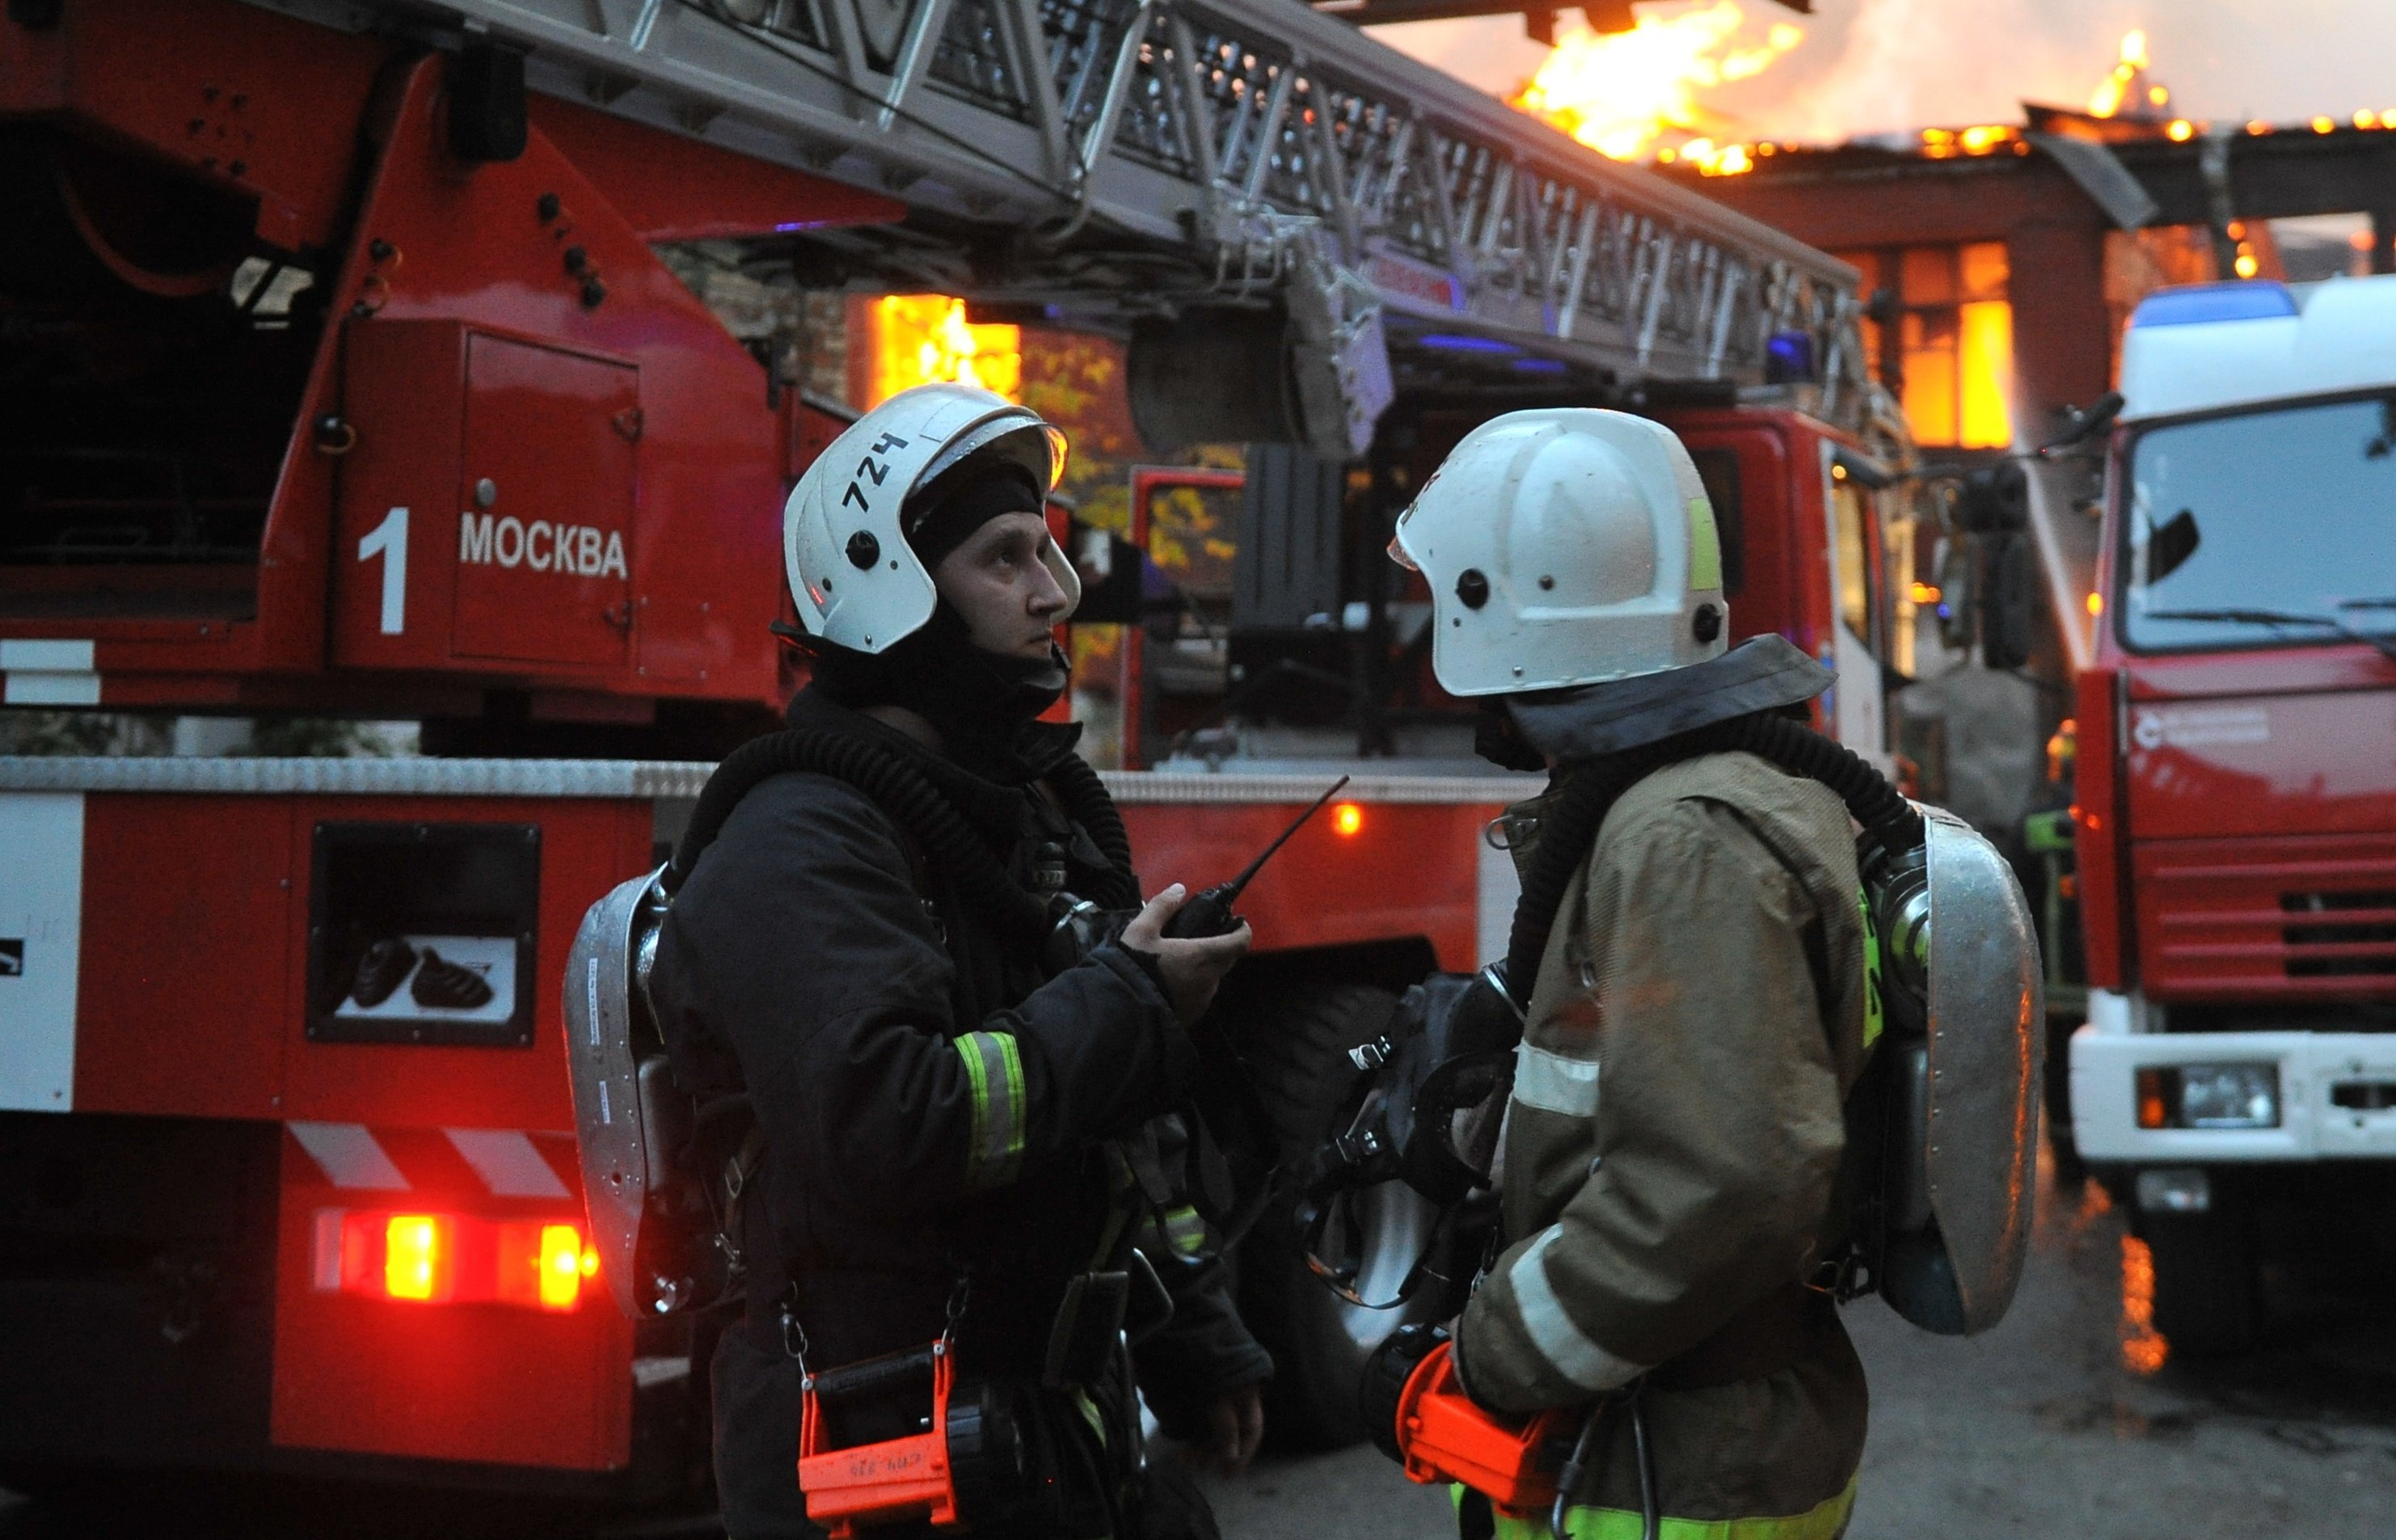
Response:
1958,297,2015,449
866,295,1022,406
1900,310,1959,449
1956,243,2014,449
1836,242,2014,449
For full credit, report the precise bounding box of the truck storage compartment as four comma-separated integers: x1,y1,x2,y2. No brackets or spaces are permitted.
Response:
310,821,542,1049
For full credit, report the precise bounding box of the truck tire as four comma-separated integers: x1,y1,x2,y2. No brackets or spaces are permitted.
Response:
2142,1201,2261,1357
1234,981,1445,1451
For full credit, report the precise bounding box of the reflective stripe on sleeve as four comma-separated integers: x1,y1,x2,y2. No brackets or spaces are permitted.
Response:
954,1030,1027,1190
1492,1473,1858,1540
1506,1228,1644,1394
1513,1041,1601,1117
1162,1203,1209,1256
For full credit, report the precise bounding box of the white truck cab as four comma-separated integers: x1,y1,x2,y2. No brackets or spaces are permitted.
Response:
2068,274,2396,1351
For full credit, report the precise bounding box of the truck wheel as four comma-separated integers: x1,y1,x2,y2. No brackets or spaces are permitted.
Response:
1234,981,1441,1451
2142,1201,2261,1357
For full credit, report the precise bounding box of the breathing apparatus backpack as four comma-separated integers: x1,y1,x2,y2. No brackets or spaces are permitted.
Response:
1302,708,2044,1338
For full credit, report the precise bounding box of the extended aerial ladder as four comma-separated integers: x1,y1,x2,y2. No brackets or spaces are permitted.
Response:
262,0,1868,458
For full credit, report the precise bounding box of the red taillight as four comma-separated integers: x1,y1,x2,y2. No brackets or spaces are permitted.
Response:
541,1224,581,1310
517,1221,594,1312
318,1209,591,1312
384,1214,453,1302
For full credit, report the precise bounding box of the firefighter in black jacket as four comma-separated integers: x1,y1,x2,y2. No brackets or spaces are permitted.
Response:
648,384,1270,1538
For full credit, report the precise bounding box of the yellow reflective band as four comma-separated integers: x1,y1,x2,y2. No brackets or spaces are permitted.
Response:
955,1031,1027,1189
1162,1203,1209,1256
1073,1388,1107,1445
1687,497,1723,593
1857,886,1884,1049
1495,1474,1857,1540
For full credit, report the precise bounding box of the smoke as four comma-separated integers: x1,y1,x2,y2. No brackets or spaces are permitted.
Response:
1748,0,2141,141
1377,0,2396,148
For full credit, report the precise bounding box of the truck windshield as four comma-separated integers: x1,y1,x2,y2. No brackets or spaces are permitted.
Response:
2120,394,2396,654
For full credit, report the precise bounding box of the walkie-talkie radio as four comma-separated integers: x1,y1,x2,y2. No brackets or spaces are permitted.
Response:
1161,776,1351,939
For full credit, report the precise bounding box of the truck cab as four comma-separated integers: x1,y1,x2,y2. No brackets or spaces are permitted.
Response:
2069,276,2396,1351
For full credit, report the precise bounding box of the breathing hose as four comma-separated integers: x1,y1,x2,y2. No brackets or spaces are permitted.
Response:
1501,711,1923,1007
665,728,1140,939
1044,753,1142,908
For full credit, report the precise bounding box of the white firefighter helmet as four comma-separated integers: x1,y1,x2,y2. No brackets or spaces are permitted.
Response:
1390,408,1727,696
783,382,1077,653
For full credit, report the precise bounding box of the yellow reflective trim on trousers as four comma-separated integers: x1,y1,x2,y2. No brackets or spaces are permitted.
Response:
1491,1474,1857,1540
955,1031,1027,1189
1857,885,1883,1050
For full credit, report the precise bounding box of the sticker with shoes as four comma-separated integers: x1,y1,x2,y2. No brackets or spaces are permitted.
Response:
335,934,514,1023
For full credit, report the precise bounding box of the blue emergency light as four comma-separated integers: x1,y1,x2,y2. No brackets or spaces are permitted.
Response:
1765,331,1816,383
1417,333,1521,356
2129,281,2299,328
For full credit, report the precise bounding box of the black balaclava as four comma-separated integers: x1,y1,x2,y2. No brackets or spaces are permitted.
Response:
798,462,1076,784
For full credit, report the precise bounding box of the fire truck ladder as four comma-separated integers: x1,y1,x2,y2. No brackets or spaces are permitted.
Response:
280,0,1868,451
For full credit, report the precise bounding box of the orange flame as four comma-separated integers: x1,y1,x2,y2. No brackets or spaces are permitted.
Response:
2119,1234,2169,1375
1919,124,2023,160
869,295,1021,407
2088,28,2149,118
1509,1,1802,168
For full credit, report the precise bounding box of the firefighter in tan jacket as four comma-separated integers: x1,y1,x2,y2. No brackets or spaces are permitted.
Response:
1388,409,1873,1539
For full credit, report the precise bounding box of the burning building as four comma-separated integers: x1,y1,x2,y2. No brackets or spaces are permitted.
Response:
1473,17,2396,684
1664,112,2396,448
1495,24,2396,460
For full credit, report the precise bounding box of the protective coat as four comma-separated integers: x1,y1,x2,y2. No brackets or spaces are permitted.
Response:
1457,749,1872,1538
648,689,1270,1538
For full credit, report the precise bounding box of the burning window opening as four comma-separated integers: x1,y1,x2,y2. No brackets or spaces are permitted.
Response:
866,295,1023,407
1838,243,2014,451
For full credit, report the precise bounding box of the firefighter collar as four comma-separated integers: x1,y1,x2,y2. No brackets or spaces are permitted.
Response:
1503,634,1833,762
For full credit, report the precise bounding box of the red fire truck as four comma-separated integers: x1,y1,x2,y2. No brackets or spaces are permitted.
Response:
2065,276,2396,1355
0,0,1912,1496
